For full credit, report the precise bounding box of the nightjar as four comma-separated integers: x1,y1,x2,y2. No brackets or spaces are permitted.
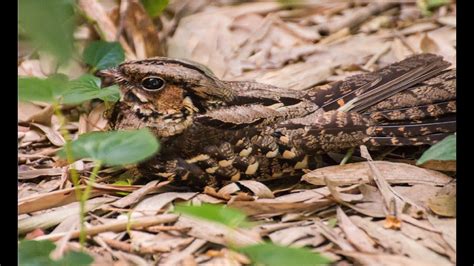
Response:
98,54,456,189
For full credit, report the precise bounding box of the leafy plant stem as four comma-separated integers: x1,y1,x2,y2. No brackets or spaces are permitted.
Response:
340,147,355,165
52,102,81,194
53,102,89,249
79,160,102,247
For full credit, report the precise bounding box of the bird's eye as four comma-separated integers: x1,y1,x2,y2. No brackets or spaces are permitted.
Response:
141,77,165,91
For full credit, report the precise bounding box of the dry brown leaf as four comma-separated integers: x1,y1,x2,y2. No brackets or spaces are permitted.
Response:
132,192,198,217
257,187,326,204
160,239,207,266
393,184,441,211
419,160,456,172
428,182,456,217
18,185,129,214
18,59,47,77
194,194,225,204
31,123,65,146
420,33,440,53
336,209,377,253
19,197,114,234
217,182,241,196
324,176,363,203
229,199,333,217
256,61,335,91
112,180,170,208
437,16,456,27
338,251,438,266
19,102,53,125
399,220,455,262
86,103,109,132
174,216,261,247
268,225,319,246
428,216,456,252
122,0,162,58
238,180,274,198
391,37,413,61
19,168,65,180
77,0,136,60
350,216,452,265
312,220,355,251
303,161,452,186
129,230,194,253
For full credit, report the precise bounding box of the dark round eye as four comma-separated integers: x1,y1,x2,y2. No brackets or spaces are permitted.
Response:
141,76,165,91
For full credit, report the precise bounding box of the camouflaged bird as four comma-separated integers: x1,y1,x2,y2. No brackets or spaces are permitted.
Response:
99,53,456,189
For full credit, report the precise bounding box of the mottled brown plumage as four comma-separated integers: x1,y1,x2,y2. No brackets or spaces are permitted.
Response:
99,54,456,189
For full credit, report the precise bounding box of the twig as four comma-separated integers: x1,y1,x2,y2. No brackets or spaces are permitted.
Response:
35,214,179,241
100,236,170,254
316,2,399,35
363,42,392,70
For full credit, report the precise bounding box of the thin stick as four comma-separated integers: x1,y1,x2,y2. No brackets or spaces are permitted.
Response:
35,214,179,242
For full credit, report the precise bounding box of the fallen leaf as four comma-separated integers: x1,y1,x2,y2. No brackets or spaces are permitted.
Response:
132,192,198,217
303,161,452,186
31,123,65,146
336,209,377,253
238,180,274,198
428,182,456,217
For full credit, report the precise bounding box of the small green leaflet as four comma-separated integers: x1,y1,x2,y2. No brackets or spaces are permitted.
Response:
83,41,125,71
58,129,159,166
141,0,169,17
417,134,456,165
19,74,69,103
19,240,93,266
62,74,120,104
238,243,332,266
174,203,253,228
18,74,119,104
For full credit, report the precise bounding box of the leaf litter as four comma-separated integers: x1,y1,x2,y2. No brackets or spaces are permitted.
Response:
18,0,456,265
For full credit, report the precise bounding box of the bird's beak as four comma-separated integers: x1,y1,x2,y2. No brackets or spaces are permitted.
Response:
96,67,121,80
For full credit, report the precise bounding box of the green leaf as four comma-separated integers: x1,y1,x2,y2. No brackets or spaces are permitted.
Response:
174,203,252,228
113,180,132,196
83,41,125,71
238,243,332,266
57,251,94,266
417,0,451,16
19,240,93,266
62,74,120,104
18,75,69,103
417,134,456,165
19,240,56,266
327,218,337,228
59,129,159,166
141,0,169,17
19,0,76,64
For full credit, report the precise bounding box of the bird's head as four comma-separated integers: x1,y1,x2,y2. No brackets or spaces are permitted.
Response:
98,57,235,138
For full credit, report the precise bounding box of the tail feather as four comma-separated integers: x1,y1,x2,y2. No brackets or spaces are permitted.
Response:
370,119,456,138
306,54,451,112
365,69,455,113
367,133,451,146
366,100,456,123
